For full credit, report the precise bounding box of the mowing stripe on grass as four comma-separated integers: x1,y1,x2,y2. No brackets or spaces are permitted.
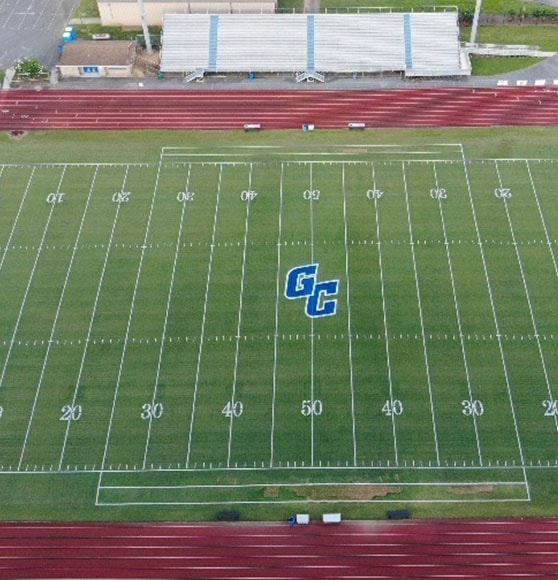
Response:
432,162,483,465
227,165,253,468
462,160,530,497
186,166,222,469
142,166,191,470
0,168,63,400
0,168,34,276
371,163,399,466
341,165,357,467
269,164,284,468
96,155,162,501
309,164,316,467
59,167,129,471
18,166,98,470
495,161,557,431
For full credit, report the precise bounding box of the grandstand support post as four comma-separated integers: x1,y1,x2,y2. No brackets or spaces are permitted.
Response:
138,0,153,55
470,0,482,45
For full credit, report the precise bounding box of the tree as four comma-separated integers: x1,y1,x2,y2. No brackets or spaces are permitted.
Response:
14,57,48,79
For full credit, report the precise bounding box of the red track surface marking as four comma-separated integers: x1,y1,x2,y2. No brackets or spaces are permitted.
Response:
2,87,558,130
0,519,557,578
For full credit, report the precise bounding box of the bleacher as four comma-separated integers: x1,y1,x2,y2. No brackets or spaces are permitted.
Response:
406,12,466,77
160,12,470,80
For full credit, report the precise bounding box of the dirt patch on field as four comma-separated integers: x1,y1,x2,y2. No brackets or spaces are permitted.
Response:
8,130,28,140
289,484,401,501
448,484,495,496
263,486,280,498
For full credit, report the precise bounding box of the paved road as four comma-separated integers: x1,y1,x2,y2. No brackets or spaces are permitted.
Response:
0,0,80,68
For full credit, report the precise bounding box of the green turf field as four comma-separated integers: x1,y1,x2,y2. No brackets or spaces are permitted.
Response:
1,130,558,521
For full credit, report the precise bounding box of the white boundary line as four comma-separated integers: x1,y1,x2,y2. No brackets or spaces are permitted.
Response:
226,165,253,468
341,165,357,466
142,166,191,470
461,158,530,499
58,166,129,470
185,166,222,469
18,166,98,470
95,154,162,504
432,162,483,465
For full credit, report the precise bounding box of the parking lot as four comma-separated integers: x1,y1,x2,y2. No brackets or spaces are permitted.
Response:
0,0,80,68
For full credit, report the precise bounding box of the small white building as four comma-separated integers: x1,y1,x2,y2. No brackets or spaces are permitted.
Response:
56,41,137,78
98,0,277,27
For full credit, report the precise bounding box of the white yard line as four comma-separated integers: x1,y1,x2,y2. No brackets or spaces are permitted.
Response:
269,164,284,468
309,164,315,467
495,161,557,431
341,165,357,466
462,160,530,499
142,166,191,470
58,167,128,471
370,164,399,466
96,156,162,502
403,164,441,465
400,164,441,466
525,161,558,282
185,166,222,469
432,163,482,465
0,167,64,398
0,167,35,276
18,167,97,470
226,165,253,468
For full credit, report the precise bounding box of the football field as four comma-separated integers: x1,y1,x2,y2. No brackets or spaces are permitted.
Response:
1,143,558,512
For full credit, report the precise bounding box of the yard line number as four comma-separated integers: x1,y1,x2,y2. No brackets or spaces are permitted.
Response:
177,191,195,203
222,401,243,418
301,399,322,416
382,399,403,416
543,399,558,416
240,190,258,202
59,404,82,422
141,402,163,420
303,189,320,201
46,193,65,204
462,399,484,417
112,191,131,204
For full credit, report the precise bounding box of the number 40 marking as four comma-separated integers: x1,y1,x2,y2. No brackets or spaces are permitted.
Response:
222,401,243,418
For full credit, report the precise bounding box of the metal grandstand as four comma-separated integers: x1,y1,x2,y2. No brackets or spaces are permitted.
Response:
159,11,470,82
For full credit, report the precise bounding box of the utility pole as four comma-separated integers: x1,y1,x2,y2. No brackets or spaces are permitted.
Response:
138,0,153,54
470,0,482,45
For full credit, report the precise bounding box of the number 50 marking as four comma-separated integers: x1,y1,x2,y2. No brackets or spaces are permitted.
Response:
301,400,322,416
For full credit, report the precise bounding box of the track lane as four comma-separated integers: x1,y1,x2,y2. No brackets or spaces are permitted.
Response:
1,520,558,579
2,88,558,130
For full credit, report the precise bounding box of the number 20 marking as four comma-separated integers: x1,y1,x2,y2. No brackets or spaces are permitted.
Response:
59,404,82,422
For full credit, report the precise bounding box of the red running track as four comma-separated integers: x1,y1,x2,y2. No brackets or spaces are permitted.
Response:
2,87,558,130
1,519,558,579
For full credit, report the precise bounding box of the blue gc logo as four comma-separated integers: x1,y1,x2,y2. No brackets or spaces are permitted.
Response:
284,264,339,318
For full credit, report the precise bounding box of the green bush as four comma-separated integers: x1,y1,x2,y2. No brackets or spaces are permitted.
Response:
14,58,48,79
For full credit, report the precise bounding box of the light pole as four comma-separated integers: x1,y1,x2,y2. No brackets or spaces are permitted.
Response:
138,0,153,54
470,0,482,45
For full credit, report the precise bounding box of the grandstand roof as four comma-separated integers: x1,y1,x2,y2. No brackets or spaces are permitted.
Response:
160,12,470,80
